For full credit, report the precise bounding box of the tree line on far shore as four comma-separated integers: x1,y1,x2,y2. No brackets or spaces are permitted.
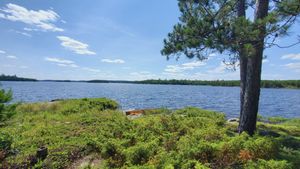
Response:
137,79,300,89
0,74,37,81
1,74,299,89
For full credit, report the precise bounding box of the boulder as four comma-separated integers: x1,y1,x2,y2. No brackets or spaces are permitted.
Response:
227,118,239,123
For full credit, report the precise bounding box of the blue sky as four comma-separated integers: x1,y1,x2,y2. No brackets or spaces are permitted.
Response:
0,0,299,80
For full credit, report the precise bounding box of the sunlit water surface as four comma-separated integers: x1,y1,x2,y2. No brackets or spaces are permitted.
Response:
1,81,299,118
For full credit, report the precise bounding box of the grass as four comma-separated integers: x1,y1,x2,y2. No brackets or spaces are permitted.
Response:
0,98,299,169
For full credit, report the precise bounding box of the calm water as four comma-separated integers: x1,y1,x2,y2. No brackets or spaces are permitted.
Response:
1,81,300,118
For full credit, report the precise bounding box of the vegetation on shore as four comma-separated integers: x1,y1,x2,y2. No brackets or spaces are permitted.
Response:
0,74,37,82
0,98,299,169
54,79,300,89
1,74,299,89
137,79,300,89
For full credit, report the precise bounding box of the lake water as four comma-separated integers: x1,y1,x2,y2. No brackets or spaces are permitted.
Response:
1,81,300,118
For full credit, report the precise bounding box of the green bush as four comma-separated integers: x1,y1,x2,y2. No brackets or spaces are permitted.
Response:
244,136,279,159
181,160,210,169
0,101,299,168
0,88,16,122
245,159,292,169
0,132,13,151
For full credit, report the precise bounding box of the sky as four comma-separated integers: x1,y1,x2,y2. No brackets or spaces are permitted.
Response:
0,0,299,80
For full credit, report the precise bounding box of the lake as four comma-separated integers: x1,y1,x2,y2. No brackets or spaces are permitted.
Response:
1,81,300,118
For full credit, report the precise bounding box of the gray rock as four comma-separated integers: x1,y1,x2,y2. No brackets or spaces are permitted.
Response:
227,118,239,123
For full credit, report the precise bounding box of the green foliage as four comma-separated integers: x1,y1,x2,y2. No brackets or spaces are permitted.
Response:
245,159,292,169
17,98,118,114
0,132,13,151
0,98,299,168
0,87,16,122
137,79,300,89
161,0,300,62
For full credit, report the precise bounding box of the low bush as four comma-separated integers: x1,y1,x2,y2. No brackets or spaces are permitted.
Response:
0,98,299,168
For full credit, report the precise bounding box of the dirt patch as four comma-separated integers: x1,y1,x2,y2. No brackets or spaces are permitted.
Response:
68,154,102,169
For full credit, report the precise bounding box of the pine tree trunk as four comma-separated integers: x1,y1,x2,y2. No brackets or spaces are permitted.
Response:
237,0,247,122
238,0,269,136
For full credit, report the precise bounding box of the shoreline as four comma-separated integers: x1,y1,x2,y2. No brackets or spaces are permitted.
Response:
1,80,300,89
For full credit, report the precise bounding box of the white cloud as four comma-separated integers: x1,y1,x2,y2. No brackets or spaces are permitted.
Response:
101,59,125,64
281,53,300,60
2,64,14,68
57,36,96,55
207,63,227,74
262,59,269,63
82,67,101,73
14,30,32,37
182,61,206,68
20,65,28,69
45,57,78,68
164,61,206,73
0,3,63,32
6,55,17,59
130,71,157,80
57,63,78,68
207,62,239,74
0,50,6,54
45,57,74,64
284,62,300,72
24,27,39,31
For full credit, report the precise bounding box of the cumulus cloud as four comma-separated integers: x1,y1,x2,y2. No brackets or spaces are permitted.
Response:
284,62,300,72
164,61,206,73
130,71,157,80
101,59,125,64
207,62,239,74
45,57,78,68
207,63,227,74
6,55,17,59
57,36,96,55
281,53,300,60
0,3,63,32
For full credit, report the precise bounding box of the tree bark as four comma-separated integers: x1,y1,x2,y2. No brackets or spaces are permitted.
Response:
237,0,247,123
238,0,269,136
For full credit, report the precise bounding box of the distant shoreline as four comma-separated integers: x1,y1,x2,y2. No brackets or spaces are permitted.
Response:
1,78,300,89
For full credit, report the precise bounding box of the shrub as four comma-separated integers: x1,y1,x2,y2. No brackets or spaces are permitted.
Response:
181,160,210,169
245,159,292,169
0,88,16,122
0,132,12,151
244,136,278,159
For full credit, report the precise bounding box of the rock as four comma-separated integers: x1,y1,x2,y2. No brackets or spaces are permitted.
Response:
125,109,145,116
36,146,48,160
227,118,239,123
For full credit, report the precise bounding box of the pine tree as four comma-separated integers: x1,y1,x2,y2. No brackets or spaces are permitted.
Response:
162,0,300,135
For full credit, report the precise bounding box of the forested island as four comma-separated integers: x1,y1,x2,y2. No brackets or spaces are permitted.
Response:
0,74,37,81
